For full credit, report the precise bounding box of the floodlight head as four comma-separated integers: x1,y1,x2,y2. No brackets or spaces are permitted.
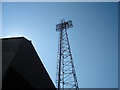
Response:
56,20,73,32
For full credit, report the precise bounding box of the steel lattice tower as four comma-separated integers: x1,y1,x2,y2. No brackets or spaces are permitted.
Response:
56,19,79,90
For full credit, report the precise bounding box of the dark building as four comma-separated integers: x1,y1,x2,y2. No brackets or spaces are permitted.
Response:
2,37,56,89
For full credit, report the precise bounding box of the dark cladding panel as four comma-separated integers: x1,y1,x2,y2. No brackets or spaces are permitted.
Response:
3,67,34,88
11,37,55,88
2,37,23,78
2,37,56,89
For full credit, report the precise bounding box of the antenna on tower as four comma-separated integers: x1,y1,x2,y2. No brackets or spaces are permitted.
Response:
56,19,79,90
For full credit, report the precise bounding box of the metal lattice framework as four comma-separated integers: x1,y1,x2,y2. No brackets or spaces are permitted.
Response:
56,19,79,90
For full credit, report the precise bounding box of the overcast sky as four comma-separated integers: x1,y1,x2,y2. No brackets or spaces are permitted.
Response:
2,2,118,88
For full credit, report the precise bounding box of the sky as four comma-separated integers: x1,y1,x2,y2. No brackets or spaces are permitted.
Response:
1,0,120,2
2,2,118,88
